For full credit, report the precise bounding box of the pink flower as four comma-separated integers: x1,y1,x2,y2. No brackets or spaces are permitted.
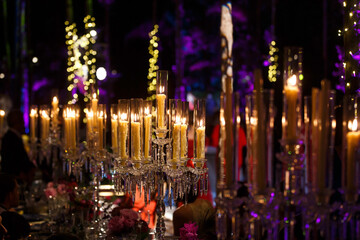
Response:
47,182,54,188
57,184,67,195
179,222,199,240
44,187,57,198
124,218,135,228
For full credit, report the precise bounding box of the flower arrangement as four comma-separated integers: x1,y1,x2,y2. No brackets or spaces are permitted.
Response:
44,182,68,199
108,207,149,240
179,222,199,240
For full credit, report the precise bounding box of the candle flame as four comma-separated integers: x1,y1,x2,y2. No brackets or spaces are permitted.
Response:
199,119,204,127
92,93,97,100
0,110,5,116
349,119,358,131
144,107,150,115
30,109,37,117
159,86,165,93
288,75,297,87
181,117,187,125
52,96,58,104
176,116,181,124
41,110,49,119
87,111,94,118
332,119,336,129
120,113,127,121
99,111,104,118
112,114,118,120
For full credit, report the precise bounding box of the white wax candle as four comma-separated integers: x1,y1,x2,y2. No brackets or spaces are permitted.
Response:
144,114,152,159
172,122,181,160
119,118,129,160
284,75,299,141
111,115,118,155
156,94,166,129
131,121,141,160
196,126,205,159
29,109,36,142
180,123,188,158
346,119,360,202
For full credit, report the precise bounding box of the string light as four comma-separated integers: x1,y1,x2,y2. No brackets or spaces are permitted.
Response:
268,40,279,82
147,24,159,101
65,15,97,104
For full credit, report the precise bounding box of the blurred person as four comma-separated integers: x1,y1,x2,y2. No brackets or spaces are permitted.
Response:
0,109,36,187
0,173,30,240
173,188,216,239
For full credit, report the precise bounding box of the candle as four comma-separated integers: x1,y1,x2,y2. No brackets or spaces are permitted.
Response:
156,93,166,129
284,75,299,141
172,119,181,160
98,111,104,149
196,123,205,159
52,96,59,127
64,111,70,149
30,109,36,142
70,109,76,149
91,93,98,130
119,113,129,160
144,109,152,160
0,110,5,136
317,80,331,193
131,121,141,160
111,114,119,155
87,110,94,134
346,119,360,202
41,110,50,143
180,119,188,158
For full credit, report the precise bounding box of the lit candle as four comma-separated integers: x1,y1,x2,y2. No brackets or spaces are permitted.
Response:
346,119,360,202
41,110,50,143
70,109,76,149
98,111,104,149
144,107,152,160
52,96,59,127
172,117,181,160
111,114,119,155
0,110,5,135
91,93,98,130
87,110,94,134
156,92,166,129
30,109,36,142
196,120,205,159
284,75,299,141
119,113,129,160
131,119,141,160
64,110,70,149
180,118,188,158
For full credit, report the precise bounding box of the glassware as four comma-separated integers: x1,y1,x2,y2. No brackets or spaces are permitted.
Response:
169,99,182,163
40,105,51,147
130,98,143,168
155,70,168,138
118,99,130,163
111,104,119,156
143,100,153,163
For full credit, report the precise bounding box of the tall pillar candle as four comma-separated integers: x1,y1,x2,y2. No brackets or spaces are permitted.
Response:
172,122,181,160
156,93,166,129
98,112,104,149
29,109,36,142
119,116,129,160
346,120,360,202
111,115,119,155
144,113,152,159
196,125,205,159
131,121,141,160
52,96,59,127
284,75,299,141
180,121,188,158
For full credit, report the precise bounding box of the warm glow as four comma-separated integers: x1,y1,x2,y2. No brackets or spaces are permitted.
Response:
30,109,37,117
87,111,94,118
199,119,204,127
332,119,337,129
41,110,49,119
0,110,5,116
120,113,128,121
144,107,150,115
99,111,104,118
288,75,297,87
52,96,58,104
159,86,165,93
176,116,181,124
181,117,187,125
112,114,118,120
92,93,97,100
349,119,358,131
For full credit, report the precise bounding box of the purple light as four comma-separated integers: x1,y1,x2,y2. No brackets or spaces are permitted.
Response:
250,212,258,218
32,78,50,91
316,217,321,224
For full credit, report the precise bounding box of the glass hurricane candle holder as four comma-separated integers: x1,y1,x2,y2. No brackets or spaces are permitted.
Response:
118,99,130,163
156,70,168,137
29,105,38,145
97,104,106,151
181,101,189,162
111,104,119,156
130,99,143,167
282,46,303,144
143,100,153,163
304,83,336,204
342,95,360,203
40,105,51,147
245,89,275,196
63,105,78,156
169,99,182,163
193,99,206,160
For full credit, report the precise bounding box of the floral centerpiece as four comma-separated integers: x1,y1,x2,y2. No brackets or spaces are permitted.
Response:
107,207,149,240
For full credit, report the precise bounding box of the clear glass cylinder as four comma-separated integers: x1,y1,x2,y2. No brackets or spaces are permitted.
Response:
169,99,182,161
63,105,77,150
29,105,38,144
304,84,336,203
40,105,50,146
143,100,153,162
130,98,143,161
118,99,130,160
181,101,189,159
342,95,360,203
245,89,275,195
0,108,5,137
85,103,95,144
97,104,106,150
51,94,59,130
111,104,119,156
156,70,168,131
193,99,206,159
282,47,303,143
